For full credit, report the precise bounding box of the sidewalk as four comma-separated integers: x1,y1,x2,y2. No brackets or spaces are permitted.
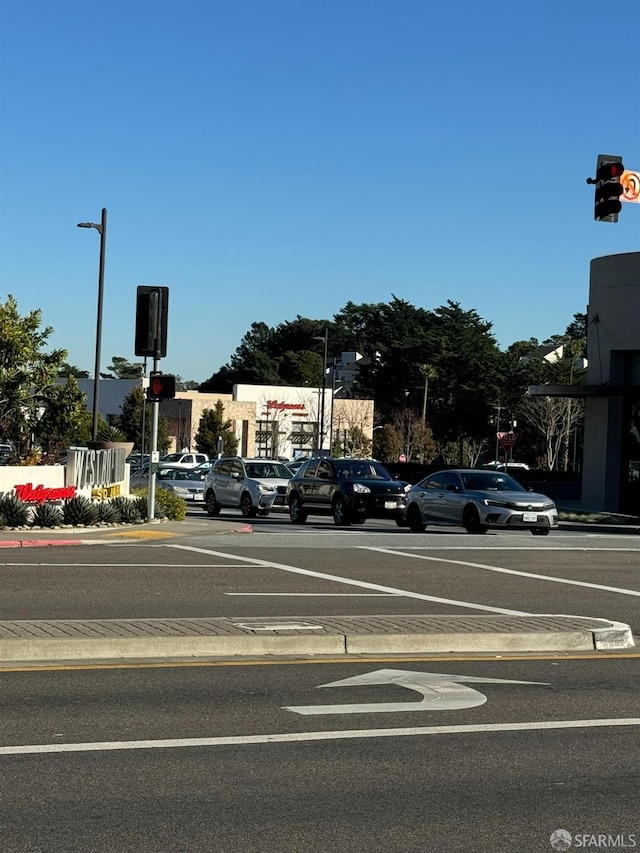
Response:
0,517,252,547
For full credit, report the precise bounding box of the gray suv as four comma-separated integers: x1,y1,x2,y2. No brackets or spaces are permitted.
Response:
204,457,293,518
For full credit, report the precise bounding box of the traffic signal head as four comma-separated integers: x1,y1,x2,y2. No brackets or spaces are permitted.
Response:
147,372,176,401
135,286,169,357
594,154,625,222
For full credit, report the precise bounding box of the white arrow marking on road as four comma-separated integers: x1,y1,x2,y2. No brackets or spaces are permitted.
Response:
285,669,547,715
234,622,324,631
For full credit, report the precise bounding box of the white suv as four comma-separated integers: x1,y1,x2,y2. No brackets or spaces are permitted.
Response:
204,457,293,518
160,452,209,468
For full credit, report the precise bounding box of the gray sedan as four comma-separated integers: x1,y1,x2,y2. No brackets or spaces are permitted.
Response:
130,465,205,503
404,468,558,536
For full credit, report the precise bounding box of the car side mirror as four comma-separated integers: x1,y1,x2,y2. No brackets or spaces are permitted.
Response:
231,472,240,480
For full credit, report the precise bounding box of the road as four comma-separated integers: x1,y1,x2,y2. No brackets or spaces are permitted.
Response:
0,516,638,851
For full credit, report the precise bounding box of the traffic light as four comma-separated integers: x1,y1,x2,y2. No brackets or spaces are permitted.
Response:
147,372,176,401
593,155,625,222
135,286,169,357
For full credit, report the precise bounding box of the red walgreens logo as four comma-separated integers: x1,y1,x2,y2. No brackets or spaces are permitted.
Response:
14,483,77,503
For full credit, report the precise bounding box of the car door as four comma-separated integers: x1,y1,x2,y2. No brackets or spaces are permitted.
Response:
297,460,320,509
212,460,232,505
439,471,465,523
413,473,445,521
314,459,335,512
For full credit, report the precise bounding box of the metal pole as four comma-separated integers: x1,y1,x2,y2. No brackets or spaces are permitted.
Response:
319,329,327,450
140,357,147,460
89,208,107,441
329,357,336,453
147,293,162,521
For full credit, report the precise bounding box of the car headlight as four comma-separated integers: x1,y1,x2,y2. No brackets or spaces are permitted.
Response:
543,501,556,510
258,484,275,494
172,487,189,496
482,498,510,508
403,483,412,493
352,483,371,494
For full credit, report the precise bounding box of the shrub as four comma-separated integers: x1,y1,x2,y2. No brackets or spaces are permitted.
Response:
96,501,121,524
0,495,30,527
31,503,63,528
111,496,142,524
63,496,99,526
131,486,185,521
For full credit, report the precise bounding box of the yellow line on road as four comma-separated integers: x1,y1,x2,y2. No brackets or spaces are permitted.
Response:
2,651,639,673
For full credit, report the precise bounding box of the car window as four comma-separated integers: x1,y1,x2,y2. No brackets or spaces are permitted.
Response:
302,460,318,478
316,460,332,480
230,460,243,477
215,460,231,477
462,472,522,491
425,474,444,490
162,454,182,463
442,472,461,491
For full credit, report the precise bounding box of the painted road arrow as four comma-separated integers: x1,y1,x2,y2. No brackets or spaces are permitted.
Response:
285,669,547,715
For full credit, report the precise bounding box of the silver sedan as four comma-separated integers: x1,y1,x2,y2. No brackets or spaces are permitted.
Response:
404,468,558,536
130,465,205,503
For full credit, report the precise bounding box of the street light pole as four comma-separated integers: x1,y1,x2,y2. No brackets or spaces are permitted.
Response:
313,329,328,451
77,208,107,442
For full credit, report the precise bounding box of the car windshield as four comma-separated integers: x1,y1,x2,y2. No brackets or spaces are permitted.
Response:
335,460,392,479
244,462,292,479
161,454,183,463
461,472,524,492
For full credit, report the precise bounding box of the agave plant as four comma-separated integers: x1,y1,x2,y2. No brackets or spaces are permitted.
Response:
62,496,99,526
0,495,30,527
111,496,142,524
31,503,63,528
96,500,121,524
97,424,128,442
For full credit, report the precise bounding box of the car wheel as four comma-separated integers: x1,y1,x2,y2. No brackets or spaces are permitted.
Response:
531,527,550,536
407,504,426,532
240,492,257,518
463,505,487,534
289,494,307,524
206,491,221,516
395,516,409,527
333,497,351,526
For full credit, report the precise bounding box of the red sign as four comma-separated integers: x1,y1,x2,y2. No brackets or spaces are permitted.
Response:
497,432,517,452
14,483,76,503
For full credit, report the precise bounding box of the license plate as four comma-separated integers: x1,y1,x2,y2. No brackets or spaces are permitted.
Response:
384,501,398,510
522,512,538,522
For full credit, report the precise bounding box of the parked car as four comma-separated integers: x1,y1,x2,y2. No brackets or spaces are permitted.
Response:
130,464,205,503
286,457,410,526
189,459,216,479
482,460,530,471
204,457,293,518
160,452,209,468
403,468,558,536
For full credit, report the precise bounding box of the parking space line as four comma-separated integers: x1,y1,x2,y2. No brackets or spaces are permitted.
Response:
361,547,640,597
170,545,529,615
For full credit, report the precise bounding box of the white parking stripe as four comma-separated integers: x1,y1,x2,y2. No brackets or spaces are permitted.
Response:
2,718,638,756
362,547,640,597
170,545,529,615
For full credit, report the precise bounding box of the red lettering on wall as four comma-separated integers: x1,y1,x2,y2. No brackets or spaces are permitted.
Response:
14,483,77,503
266,400,306,411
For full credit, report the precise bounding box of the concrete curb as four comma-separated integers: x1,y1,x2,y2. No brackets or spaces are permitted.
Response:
0,522,253,547
0,615,633,664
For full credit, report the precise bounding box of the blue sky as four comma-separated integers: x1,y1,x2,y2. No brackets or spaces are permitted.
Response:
1,0,638,384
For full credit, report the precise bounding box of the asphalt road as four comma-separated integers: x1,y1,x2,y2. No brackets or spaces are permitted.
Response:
1,656,638,852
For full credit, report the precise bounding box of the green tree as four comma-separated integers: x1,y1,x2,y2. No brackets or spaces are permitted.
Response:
115,387,170,452
58,362,90,378
104,356,144,379
194,401,238,457
0,295,68,460
36,376,92,460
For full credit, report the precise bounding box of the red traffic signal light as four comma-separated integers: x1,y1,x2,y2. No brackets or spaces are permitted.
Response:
147,373,176,401
593,155,625,222
595,160,625,182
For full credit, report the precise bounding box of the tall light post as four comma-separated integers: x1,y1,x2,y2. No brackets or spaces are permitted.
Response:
313,328,328,451
77,208,107,442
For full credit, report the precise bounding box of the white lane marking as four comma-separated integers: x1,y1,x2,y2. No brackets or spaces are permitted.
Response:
224,593,399,597
285,669,546,715
0,563,259,568
169,546,529,615
2,718,638,755
233,622,323,631
362,547,640,598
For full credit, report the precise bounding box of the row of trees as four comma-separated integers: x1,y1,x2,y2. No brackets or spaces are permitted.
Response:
1,293,586,469
200,298,587,469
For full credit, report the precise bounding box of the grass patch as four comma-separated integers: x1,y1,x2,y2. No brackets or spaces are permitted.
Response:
557,508,640,525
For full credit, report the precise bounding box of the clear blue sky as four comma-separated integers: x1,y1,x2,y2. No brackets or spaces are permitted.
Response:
1,0,638,384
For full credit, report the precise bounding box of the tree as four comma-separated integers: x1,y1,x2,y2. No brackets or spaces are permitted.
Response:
103,356,144,379
58,362,90,378
0,295,68,460
36,376,92,461
194,401,238,457
521,395,584,471
115,387,170,453
392,409,437,462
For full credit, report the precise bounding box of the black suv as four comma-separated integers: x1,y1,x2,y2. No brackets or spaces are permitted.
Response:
286,457,410,526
